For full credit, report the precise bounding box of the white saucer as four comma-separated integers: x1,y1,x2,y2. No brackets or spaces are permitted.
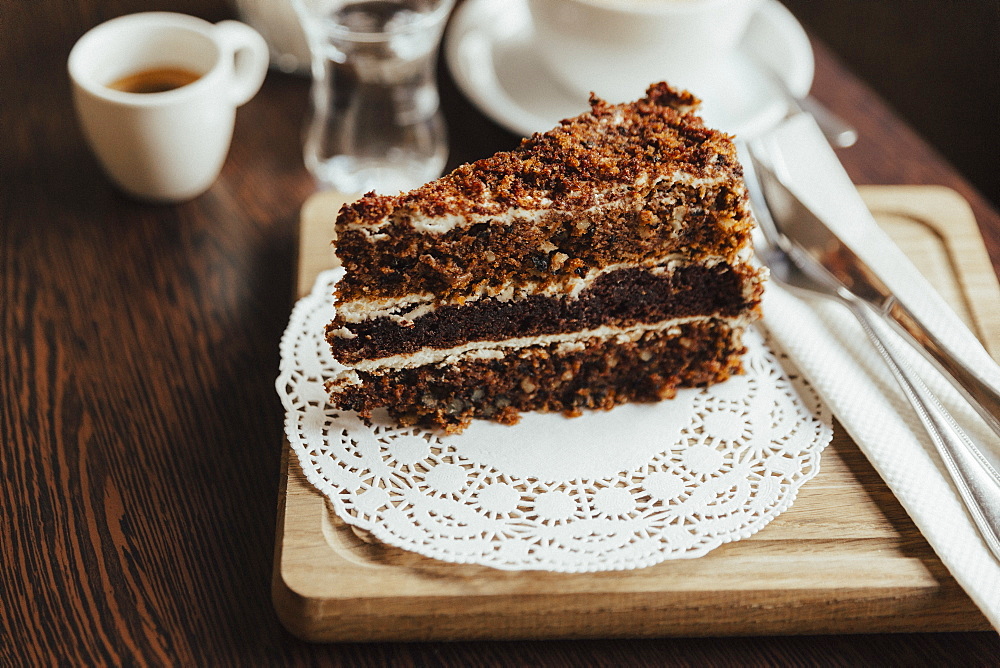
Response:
444,0,814,138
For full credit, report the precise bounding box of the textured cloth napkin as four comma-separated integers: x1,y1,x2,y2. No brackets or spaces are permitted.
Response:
757,114,1000,629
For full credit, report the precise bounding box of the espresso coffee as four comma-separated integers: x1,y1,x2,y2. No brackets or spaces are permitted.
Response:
108,67,201,94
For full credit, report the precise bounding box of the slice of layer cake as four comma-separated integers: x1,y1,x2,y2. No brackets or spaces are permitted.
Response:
325,82,765,433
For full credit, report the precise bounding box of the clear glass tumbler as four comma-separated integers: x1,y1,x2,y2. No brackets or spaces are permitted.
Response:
293,0,454,194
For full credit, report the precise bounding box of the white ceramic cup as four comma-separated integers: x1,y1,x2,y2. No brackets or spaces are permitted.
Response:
68,12,269,203
527,0,762,103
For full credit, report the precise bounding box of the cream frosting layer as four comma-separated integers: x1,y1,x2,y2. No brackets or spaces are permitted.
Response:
334,251,756,326
329,314,754,388
339,170,735,238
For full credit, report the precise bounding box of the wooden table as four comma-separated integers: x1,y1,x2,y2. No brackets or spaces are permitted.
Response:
3,1,999,664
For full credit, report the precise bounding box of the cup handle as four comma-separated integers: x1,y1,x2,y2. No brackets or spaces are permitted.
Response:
213,20,269,106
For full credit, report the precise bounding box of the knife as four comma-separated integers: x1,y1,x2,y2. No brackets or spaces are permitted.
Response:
752,149,1000,441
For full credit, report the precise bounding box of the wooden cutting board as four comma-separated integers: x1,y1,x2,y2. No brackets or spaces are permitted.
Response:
273,186,998,641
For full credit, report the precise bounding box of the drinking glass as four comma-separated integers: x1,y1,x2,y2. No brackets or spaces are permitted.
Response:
293,0,454,194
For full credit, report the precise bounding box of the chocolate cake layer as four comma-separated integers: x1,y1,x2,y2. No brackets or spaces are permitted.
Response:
329,262,762,364
330,320,745,433
335,180,751,303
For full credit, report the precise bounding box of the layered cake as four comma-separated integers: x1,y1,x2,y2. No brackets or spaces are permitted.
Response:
325,82,765,433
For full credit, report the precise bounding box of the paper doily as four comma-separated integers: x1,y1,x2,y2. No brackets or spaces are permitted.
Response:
277,269,833,571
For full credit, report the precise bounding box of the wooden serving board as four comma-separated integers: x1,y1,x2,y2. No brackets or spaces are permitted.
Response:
273,186,998,641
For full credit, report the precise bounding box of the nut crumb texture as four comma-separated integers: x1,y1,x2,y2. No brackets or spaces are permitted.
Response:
325,82,764,433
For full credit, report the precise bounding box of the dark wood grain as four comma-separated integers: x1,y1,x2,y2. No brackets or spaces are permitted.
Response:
2,1,998,665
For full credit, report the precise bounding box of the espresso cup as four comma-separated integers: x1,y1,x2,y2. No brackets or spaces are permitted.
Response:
68,12,269,203
527,0,762,103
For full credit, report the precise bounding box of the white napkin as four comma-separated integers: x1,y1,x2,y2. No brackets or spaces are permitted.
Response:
756,114,1000,629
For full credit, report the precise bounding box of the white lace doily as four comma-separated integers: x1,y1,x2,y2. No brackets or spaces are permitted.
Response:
277,269,833,571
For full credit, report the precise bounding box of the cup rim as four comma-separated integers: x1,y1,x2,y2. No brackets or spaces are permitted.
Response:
68,11,226,107
530,0,760,17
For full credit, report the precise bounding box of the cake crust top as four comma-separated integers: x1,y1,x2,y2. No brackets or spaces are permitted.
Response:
338,82,741,226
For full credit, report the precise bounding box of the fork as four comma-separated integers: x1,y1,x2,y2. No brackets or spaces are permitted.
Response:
742,146,1000,562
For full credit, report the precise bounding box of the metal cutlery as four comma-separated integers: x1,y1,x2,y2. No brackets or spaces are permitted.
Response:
743,147,1000,562
748,149,1000,438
